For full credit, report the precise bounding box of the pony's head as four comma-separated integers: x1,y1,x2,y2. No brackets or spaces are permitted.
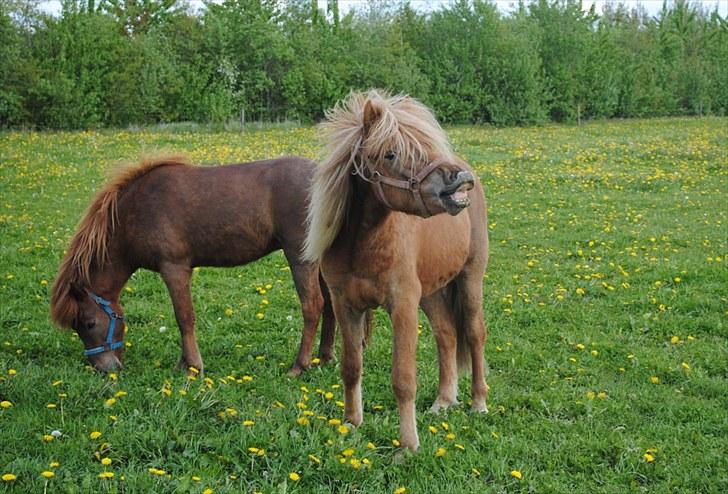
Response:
304,90,475,261
51,277,126,372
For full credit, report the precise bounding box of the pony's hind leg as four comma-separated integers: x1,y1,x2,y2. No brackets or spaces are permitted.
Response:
458,271,489,413
160,264,204,375
421,289,460,413
286,262,325,377
318,276,336,364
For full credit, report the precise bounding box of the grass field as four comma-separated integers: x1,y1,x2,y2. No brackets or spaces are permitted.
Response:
1,118,726,493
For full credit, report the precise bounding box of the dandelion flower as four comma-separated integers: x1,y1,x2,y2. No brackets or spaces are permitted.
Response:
89,431,102,440
289,472,300,482
394,487,406,494
644,453,655,463
49,462,60,468
203,489,213,494
2,474,17,482
42,434,55,442
98,472,114,479
41,471,55,479
338,425,349,434
243,420,255,426
101,458,112,466
650,376,659,384
435,448,446,457
510,470,523,480
0,401,12,409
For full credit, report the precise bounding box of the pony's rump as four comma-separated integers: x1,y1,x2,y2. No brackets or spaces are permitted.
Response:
50,155,191,328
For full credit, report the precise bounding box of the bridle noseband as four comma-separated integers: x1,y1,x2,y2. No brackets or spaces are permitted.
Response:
353,157,446,218
84,292,125,357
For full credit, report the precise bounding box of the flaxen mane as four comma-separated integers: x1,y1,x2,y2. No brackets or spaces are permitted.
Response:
50,155,191,328
303,90,454,262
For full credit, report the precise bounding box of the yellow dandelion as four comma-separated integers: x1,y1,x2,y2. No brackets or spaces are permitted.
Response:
256,313,265,320
644,453,655,463
428,425,438,434
308,454,321,464
435,448,446,457
2,473,16,481
101,458,112,466
510,470,523,480
454,444,465,451
289,472,300,482
89,431,102,440
243,420,255,426
203,489,213,494
367,442,376,450
670,336,680,344
342,448,354,457
681,362,690,370
394,487,406,494
42,434,55,442
338,425,349,434
98,472,114,479
49,462,59,468
41,471,55,479
0,401,12,409
297,417,310,426
328,418,341,426
650,376,660,384
224,308,234,317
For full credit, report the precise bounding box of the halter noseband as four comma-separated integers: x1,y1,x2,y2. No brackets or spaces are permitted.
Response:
84,292,124,357
353,157,446,218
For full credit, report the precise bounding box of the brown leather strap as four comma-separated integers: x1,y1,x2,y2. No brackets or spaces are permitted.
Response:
354,158,446,217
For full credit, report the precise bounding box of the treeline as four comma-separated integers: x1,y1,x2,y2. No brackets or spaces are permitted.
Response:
1,0,726,129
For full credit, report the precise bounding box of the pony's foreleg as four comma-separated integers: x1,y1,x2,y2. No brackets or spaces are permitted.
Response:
286,263,325,377
333,299,367,427
160,264,203,375
459,274,489,413
389,295,421,451
421,290,460,413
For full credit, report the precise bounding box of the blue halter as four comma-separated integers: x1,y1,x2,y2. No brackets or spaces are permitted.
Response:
84,292,125,357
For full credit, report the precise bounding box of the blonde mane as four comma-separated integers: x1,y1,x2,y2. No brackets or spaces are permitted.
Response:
303,90,453,262
50,154,191,328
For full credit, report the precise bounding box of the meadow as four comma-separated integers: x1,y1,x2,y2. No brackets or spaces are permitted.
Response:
0,118,726,493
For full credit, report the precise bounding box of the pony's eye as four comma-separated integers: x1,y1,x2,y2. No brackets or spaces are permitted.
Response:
384,152,396,161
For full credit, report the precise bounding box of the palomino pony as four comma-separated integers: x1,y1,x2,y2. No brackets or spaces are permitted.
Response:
304,91,489,451
51,155,334,376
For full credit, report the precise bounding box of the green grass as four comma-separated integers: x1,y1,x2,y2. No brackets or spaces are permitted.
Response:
1,118,727,493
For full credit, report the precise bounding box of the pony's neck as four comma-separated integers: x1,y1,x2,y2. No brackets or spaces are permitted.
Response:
88,260,132,302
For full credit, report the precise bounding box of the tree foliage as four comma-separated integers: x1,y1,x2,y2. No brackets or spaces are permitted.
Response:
0,0,725,128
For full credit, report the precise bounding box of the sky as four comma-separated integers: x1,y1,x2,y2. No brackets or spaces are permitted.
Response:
36,0,728,18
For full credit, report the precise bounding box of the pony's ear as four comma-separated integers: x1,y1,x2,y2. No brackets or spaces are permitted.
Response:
362,98,383,135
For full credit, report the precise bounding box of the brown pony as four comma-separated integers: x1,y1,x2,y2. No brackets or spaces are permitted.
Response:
51,155,334,376
304,91,489,451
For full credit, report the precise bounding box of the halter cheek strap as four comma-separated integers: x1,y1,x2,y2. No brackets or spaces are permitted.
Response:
355,159,445,218
84,292,125,357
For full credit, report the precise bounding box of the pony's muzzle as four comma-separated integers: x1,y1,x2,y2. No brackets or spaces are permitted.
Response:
90,353,123,373
439,171,474,214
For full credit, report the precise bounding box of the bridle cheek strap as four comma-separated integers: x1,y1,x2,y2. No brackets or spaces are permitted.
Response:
84,292,125,357
358,159,445,218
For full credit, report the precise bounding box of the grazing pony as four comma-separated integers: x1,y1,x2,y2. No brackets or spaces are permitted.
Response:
51,155,334,376
304,91,489,451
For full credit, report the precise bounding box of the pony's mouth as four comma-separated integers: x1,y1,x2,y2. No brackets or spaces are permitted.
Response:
439,173,474,213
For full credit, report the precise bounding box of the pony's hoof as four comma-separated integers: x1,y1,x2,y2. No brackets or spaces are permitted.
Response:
287,365,305,378
429,398,460,414
318,352,335,365
177,358,203,377
471,402,488,413
393,447,416,463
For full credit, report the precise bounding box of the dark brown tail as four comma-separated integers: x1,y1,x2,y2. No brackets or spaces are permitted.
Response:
447,280,472,375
